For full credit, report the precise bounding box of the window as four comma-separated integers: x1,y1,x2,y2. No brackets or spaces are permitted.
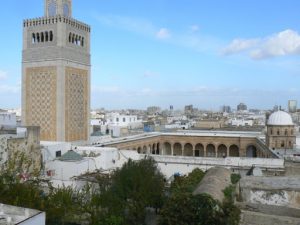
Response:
56,151,62,157
277,130,280,135
270,128,273,135
285,129,288,135
116,118,119,122
123,118,126,122
291,129,294,135
32,33,36,43
45,31,49,42
281,141,284,148
50,31,53,41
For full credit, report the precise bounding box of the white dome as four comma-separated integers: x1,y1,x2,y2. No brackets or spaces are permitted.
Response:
267,111,293,126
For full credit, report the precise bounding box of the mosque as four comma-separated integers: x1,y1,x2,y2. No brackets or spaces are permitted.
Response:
99,110,296,160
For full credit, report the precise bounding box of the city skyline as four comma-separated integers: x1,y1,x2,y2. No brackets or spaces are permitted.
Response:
1,0,300,110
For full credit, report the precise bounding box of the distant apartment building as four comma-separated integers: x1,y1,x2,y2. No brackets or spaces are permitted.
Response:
147,106,161,115
288,100,297,113
91,113,143,137
221,105,231,113
184,105,194,115
237,103,247,111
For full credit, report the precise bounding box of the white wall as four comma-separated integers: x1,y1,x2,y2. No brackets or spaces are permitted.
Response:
0,112,16,127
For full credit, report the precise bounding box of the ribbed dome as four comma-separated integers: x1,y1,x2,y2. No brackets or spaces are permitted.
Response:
267,111,293,126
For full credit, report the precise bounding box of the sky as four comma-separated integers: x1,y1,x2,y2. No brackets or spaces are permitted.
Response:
0,0,300,110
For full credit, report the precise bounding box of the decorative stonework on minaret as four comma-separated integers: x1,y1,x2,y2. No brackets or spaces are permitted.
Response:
22,0,90,142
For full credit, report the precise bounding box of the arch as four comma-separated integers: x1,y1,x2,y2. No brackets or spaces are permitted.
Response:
75,35,78,45
195,143,204,157
163,142,172,155
156,143,160,155
69,33,72,42
206,144,216,157
78,36,81,46
229,145,239,157
277,129,280,135
45,31,49,42
173,143,182,156
137,147,142,154
152,143,156,154
72,33,75,43
81,37,84,46
32,33,36,43
41,32,44,42
50,31,53,41
246,145,257,158
217,144,227,158
183,143,193,156
36,33,40,42
142,146,147,154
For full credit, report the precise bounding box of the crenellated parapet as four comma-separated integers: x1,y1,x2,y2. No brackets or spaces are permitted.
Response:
23,16,90,32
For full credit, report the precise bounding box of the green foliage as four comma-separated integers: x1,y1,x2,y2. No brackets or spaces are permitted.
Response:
231,173,241,184
159,193,223,225
104,157,165,225
223,185,236,201
170,168,205,194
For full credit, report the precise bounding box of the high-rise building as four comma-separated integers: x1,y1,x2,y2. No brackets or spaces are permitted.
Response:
237,103,247,111
221,105,231,113
288,100,297,113
22,0,91,142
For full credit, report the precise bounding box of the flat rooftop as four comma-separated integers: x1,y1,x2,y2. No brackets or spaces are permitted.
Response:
99,130,262,146
0,203,43,224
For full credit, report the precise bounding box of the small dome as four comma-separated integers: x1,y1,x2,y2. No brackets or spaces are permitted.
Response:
267,111,293,126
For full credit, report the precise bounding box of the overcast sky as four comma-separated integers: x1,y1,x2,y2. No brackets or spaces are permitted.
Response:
1,0,300,110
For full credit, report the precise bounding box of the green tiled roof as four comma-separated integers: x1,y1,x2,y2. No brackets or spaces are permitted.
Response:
59,150,83,162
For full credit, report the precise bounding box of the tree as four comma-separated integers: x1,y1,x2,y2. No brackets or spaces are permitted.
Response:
103,157,165,225
159,193,223,225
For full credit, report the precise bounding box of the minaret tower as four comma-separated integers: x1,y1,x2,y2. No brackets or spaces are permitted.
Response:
22,0,91,142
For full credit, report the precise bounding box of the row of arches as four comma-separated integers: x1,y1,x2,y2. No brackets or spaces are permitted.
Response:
69,33,84,47
134,142,258,158
32,31,53,44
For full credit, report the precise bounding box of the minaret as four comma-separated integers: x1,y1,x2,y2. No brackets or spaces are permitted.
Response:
22,0,91,142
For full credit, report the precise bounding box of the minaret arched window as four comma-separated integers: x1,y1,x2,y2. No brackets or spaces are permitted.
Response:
75,35,78,45
45,31,49,42
36,33,40,42
41,32,44,42
50,31,53,41
32,33,36,43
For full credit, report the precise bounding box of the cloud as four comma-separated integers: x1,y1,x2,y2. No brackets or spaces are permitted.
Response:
93,14,220,53
156,28,171,39
93,14,156,37
222,39,259,55
0,71,7,80
222,29,300,59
